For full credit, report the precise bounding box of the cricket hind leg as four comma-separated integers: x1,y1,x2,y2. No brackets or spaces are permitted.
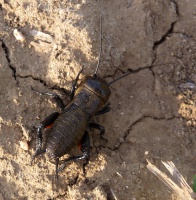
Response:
30,86,65,111
89,123,105,137
31,112,60,164
30,65,83,105
57,131,90,175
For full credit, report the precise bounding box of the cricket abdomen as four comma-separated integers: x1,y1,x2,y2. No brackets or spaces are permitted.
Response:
46,103,89,158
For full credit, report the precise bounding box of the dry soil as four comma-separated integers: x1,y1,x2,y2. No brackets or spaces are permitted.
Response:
0,0,195,199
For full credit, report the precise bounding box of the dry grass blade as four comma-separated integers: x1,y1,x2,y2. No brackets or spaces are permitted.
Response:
161,161,193,193
146,160,196,200
29,30,54,43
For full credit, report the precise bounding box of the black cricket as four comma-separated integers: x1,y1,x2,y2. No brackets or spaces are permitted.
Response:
31,67,133,177
30,16,133,177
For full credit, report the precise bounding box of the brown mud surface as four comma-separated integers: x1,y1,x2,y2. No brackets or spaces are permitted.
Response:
0,0,195,199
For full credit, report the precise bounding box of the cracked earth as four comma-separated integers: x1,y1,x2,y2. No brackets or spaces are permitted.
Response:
0,0,195,199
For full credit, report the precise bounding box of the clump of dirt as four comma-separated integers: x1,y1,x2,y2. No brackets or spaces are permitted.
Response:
0,0,195,199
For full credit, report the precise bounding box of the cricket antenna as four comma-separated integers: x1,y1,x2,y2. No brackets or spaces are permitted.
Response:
107,69,134,86
94,1,102,76
107,62,175,86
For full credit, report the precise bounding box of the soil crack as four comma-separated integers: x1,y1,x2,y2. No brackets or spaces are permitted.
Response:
0,41,51,90
18,74,47,86
153,22,176,50
103,62,174,82
0,39,17,82
112,115,179,151
152,0,179,64
170,0,179,16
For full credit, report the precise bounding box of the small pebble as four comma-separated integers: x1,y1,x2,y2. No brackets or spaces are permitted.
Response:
144,151,149,155
127,137,136,144
19,140,29,151
13,29,25,42
119,137,125,143
116,172,123,178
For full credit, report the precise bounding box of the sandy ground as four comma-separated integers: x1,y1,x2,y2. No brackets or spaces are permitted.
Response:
0,0,195,199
